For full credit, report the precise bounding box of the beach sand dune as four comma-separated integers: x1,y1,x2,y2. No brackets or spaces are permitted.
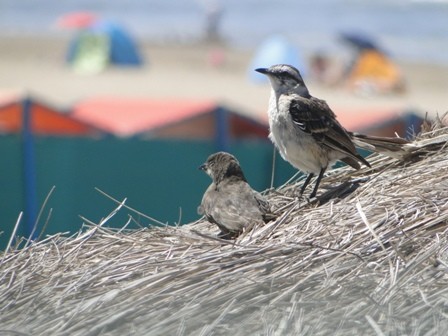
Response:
0,35,447,120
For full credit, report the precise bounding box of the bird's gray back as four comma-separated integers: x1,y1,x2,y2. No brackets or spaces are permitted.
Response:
200,179,266,232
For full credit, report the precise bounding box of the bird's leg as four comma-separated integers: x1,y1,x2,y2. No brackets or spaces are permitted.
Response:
217,230,234,240
309,167,326,199
300,173,314,195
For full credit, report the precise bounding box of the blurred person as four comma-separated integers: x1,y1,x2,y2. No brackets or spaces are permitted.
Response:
203,0,224,43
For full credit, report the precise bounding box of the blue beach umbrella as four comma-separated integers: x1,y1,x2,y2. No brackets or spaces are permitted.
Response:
249,35,307,83
340,32,379,51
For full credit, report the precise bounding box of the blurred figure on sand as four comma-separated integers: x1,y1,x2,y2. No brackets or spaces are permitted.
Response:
202,0,226,68
203,0,224,43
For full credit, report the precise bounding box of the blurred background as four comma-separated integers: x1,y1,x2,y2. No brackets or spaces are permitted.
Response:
1,0,447,248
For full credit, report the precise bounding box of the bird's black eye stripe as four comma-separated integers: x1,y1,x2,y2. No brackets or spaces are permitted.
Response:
281,71,295,79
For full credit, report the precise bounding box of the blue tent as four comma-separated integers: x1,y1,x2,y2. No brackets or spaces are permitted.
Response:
249,35,306,83
66,20,143,73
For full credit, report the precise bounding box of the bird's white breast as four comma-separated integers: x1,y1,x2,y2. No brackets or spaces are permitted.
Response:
267,92,330,174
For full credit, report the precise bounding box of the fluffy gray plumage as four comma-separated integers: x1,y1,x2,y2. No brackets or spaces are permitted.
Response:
198,152,271,239
256,64,409,198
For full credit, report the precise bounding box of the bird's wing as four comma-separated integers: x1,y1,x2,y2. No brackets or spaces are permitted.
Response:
200,180,265,233
288,96,365,163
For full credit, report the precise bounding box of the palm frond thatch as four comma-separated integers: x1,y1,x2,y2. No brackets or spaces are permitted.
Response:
1,118,448,336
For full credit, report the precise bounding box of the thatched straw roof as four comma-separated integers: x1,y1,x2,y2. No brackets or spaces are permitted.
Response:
1,117,448,336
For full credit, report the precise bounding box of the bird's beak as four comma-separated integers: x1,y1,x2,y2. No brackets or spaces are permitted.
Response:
255,68,269,75
199,163,207,171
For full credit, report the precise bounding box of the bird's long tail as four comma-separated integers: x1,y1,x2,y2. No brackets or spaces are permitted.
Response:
351,133,413,158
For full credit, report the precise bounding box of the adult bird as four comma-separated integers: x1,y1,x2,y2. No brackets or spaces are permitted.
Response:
255,64,408,198
198,152,272,239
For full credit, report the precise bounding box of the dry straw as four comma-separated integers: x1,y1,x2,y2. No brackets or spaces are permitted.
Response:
1,116,448,335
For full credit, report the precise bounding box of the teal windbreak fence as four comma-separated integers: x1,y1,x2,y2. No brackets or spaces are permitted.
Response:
0,135,297,250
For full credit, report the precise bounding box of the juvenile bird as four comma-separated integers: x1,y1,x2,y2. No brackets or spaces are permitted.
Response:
198,152,271,239
256,64,409,198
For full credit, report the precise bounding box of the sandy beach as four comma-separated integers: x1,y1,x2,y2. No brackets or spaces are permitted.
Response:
0,35,447,121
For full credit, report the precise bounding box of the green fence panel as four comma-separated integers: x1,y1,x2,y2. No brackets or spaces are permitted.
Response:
0,136,298,249
0,135,25,249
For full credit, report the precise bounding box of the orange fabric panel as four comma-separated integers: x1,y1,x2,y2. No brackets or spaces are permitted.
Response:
0,100,96,135
73,98,216,136
0,103,22,132
349,50,400,83
31,103,93,135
